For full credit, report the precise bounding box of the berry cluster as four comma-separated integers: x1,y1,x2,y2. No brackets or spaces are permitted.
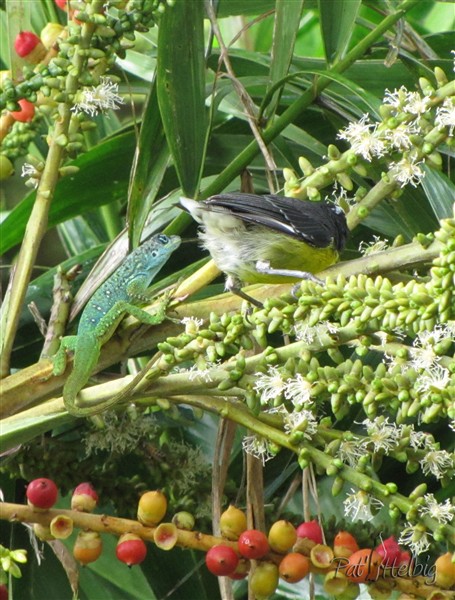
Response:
4,479,452,599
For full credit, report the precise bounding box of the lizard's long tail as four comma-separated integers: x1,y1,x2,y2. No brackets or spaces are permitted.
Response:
63,333,101,414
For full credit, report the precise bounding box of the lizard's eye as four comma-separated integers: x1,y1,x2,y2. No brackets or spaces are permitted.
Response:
157,234,169,244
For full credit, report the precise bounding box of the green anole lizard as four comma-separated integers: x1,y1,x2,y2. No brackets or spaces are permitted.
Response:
52,233,181,417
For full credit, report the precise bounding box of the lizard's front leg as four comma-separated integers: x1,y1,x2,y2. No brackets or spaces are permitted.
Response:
52,335,77,376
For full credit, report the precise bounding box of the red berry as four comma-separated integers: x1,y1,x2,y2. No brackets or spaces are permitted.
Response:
71,482,99,512
54,0,68,9
205,545,239,576
9,99,35,123
237,529,269,560
398,550,411,566
296,520,323,544
26,478,58,509
116,534,147,567
375,535,401,567
14,31,46,62
14,31,40,56
0,585,8,600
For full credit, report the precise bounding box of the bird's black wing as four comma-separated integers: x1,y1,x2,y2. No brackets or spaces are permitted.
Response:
206,193,347,250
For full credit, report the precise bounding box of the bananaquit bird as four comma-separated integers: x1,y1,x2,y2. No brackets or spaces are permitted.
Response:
180,193,349,306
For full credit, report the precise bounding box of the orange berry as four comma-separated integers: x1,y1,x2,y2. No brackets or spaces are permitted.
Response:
268,520,297,553
73,531,102,565
344,549,382,583
435,552,455,589
279,552,310,583
333,531,359,558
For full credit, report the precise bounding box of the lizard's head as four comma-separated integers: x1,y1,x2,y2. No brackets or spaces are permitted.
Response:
148,233,181,259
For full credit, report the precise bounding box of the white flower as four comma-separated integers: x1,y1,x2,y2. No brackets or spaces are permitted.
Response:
72,77,124,117
410,347,438,371
358,235,389,256
435,97,455,136
282,409,318,438
181,316,204,334
409,429,434,451
283,374,313,408
242,435,275,465
343,489,384,522
411,326,454,371
294,321,338,343
383,122,420,150
383,86,408,110
415,363,451,393
418,494,454,524
398,523,432,555
420,449,454,479
337,114,386,161
389,157,425,188
187,363,213,383
404,91,431,116
253,366,285,406
361,417,401,453
416,325,455,347
337,438,365,468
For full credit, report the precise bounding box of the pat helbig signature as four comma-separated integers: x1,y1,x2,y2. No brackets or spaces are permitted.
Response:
332,552,436,585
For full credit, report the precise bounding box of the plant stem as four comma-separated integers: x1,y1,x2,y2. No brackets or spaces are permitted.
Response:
0,0,105,377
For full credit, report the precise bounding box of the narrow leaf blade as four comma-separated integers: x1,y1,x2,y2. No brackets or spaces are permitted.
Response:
318,0,362,64
156,0,207,197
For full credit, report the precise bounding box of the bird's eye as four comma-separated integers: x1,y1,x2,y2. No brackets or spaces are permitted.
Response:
151,250,158,258
158,234,169,244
